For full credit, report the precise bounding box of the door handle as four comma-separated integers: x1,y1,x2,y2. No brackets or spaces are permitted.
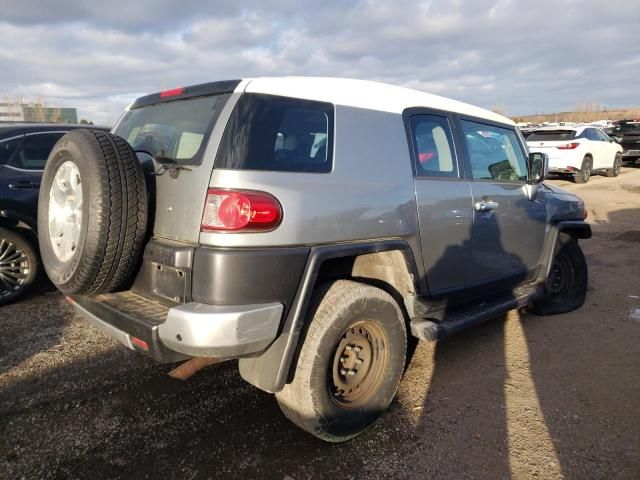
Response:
474,200,499,212
8,181,40,189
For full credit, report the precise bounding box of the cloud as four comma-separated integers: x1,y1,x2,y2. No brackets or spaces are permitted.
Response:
0,0,638,125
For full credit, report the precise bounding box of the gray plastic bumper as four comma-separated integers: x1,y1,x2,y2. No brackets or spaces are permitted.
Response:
158,302,283,357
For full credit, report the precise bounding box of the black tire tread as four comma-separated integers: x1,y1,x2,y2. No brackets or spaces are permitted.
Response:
40,129,146,295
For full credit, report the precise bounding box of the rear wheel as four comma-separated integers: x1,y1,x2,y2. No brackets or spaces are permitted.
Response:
606,153,622,177
276,280,407,442
574,156,592,183
0,228,39,306
532,234,587,315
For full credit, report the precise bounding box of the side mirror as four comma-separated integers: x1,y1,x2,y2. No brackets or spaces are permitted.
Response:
610,136,620,143
528,152,548,183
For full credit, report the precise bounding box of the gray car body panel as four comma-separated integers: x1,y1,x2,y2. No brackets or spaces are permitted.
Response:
200,105,424,267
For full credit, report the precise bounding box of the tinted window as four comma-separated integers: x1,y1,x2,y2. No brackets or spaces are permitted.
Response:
10,133,65,170
593,129,609,141
0,136,23,165
114,94,228,165
461,120,527,182
215,94,333,173
409,114,457,177
527,130,576,141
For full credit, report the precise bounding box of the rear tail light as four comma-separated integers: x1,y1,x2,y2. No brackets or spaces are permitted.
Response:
556,142,580,150
160,87,185,98
201,188,282,232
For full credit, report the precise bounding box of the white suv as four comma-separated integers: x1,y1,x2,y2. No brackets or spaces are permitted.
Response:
526,126,623,183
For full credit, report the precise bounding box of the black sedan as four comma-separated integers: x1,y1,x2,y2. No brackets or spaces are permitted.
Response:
0,123,109,304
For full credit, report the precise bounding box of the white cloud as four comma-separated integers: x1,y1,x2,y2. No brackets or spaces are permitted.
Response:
0,0,638,125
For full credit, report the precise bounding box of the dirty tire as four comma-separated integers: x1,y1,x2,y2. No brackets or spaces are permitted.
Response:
532,233,587,315
0,227,39,306
574,156,592,183
276,280,407,442
606,153,622,177
38,129,147,295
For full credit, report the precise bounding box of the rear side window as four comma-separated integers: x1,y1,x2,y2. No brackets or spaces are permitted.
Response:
215,94,334,173
0,136,23,165
113,94,228,166
409,114,458,178
527,130,576,141
461,120,527,182
10,133,65,170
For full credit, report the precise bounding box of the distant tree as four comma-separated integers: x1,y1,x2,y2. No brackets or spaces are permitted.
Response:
79,119,94,125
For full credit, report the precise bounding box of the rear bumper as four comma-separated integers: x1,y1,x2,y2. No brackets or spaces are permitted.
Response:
69,292,283,362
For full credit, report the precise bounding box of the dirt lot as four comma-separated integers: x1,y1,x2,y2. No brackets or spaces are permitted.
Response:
1,168,639,479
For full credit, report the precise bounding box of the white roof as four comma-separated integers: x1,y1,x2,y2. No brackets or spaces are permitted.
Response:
243,77,513,125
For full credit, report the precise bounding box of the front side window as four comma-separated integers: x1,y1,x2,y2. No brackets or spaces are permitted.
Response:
409,114,458,178
0,136,23,165
114,94,227,166
461,120,527,182
215,93,333,173
10,133,65,170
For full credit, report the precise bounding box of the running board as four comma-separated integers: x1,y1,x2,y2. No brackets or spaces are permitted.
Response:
410,286,543,341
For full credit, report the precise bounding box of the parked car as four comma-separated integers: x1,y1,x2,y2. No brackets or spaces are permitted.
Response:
0,123,109,305
610,119,640,165
37,78,590,441
526,126,623,183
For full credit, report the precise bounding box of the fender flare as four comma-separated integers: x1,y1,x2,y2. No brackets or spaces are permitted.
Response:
238,239,422,393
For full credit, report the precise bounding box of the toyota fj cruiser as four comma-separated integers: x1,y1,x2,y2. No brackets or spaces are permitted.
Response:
38,78,590,442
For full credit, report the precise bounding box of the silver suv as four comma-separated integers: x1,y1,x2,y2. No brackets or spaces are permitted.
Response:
37,77,590,442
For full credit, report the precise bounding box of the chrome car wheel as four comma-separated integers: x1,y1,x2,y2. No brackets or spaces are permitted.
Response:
48,160,83,262
0,238,29,299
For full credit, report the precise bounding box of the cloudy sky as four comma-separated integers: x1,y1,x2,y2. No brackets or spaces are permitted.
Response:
1,0,638,125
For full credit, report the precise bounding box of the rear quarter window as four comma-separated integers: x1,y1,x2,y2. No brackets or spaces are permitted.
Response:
215,93,334,173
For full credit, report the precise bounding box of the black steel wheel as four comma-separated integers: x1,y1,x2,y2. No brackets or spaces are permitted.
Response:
532,233,587,315
330,320,389,409
0,227,39,306
276,280,407,442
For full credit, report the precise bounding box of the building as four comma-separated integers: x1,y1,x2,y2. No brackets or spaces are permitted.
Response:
0,101,78,124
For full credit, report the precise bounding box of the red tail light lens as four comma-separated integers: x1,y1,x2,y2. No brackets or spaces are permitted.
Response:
201,189,282,232
556,142,580,150
160,87,185,98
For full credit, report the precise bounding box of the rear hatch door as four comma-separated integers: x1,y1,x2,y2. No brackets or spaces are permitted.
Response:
113,80,245,244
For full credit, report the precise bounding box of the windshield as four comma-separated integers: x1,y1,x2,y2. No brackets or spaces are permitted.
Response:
114,94,228,165
527,130,576,141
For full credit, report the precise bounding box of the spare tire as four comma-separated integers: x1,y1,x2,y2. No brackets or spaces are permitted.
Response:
38,129,147,295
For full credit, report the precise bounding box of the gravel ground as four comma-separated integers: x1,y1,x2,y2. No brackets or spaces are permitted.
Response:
1,168,639,479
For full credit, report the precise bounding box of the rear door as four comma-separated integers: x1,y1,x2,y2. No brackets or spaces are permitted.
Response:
583,128,606,168
406,110,472,295
458,117,547,288
1,132,65,229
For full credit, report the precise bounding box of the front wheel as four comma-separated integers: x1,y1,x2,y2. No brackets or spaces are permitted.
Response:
532,234,587,315
574,156,592,183
276,280,407,442
0,228,39,306
606,153,622,177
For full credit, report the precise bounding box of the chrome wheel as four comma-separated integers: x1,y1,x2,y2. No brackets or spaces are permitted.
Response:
48,160,83,262
614,155,622,176
0,238,29,299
